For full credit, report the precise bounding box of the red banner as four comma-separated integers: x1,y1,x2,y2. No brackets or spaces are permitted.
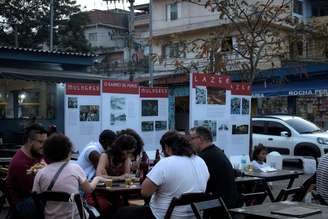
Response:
102,80,139,94
140,87,168,98
192,73,231,89
231,83,252,95
66,83,100,96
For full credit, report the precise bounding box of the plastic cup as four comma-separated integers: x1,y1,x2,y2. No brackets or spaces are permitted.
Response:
105,179,113,187
125,178,133,186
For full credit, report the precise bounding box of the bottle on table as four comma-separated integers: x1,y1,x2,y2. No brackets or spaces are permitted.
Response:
139,151,149,183
241,154,247,171
154,149,161,165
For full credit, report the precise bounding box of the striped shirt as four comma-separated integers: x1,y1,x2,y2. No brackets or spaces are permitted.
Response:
317,154,328,203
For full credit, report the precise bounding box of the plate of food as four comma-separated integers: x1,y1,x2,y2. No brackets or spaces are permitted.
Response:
27,162,46,175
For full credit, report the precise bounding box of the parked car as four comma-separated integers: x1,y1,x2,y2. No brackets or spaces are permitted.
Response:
252,115,328,158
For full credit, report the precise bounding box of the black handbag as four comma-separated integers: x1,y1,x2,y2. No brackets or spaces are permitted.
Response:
14,162,68,219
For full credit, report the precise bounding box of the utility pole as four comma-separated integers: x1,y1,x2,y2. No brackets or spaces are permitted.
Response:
128,0,135,81
149,0,153,87
50,0,54,51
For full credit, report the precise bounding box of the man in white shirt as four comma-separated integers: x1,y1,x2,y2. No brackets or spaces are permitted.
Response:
76,130,116,180
114,131,209,219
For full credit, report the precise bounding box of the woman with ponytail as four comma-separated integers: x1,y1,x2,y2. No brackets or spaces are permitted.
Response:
115,131,209,219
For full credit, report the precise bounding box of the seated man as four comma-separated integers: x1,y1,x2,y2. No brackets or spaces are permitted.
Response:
76,129,116,180
6,124,47,208
317,153,328,203
190,126,239,209
115,131,209,219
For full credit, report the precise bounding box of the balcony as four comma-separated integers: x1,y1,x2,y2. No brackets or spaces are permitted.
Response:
135,14,149,27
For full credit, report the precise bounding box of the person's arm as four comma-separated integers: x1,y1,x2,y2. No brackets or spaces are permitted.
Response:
141,159,165,198
96,153,109,176
123,157,131,174
88,151,101,169
81,176,108,193
141,177,158,197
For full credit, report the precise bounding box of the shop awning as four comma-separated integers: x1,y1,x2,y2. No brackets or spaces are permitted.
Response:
252,79,328,97
0,67,109,83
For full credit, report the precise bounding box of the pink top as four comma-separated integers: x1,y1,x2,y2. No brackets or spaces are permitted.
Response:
33,161,87,219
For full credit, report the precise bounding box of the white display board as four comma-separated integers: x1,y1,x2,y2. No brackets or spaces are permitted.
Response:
64,82,102,153
227,83,252,156
101,80,140,132
190,73,232,152
139,87,169,152
189,73,251,156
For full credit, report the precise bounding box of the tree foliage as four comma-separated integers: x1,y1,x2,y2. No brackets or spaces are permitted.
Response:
156,0,292,82
0,0,90,52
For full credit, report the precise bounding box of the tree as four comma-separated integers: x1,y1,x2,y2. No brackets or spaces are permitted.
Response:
156,0,292,82
0,0,90,52
56,12,91,52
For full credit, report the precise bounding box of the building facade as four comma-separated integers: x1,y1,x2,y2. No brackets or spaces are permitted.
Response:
149,0,328,129
84,7,150,80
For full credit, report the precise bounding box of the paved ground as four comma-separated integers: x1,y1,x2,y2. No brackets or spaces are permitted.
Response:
0,168,311,218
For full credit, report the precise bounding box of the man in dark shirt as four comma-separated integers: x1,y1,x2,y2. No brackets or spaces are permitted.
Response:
6,124,47,208
190,126,238,208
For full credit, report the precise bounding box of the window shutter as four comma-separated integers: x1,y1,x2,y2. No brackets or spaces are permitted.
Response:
161,45,166,58
177,2,182,19
166,4,171,21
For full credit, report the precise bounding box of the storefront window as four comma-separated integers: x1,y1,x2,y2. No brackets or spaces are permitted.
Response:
0,79,56,120
256,97,288,115
296,96,328,129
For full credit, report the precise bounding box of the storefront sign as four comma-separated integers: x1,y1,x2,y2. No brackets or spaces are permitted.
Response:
102,80,139,94
289,89,328,96
231,83,251,96
254,88,328,97
140,87,168,98
66,83,100,96
192,73,231,89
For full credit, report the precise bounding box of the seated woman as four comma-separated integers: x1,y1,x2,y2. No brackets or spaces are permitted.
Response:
91,134,137,216
96,134,137,179
252,144,271,171
33,134,108,219
116,129,144,175
115,131,209,219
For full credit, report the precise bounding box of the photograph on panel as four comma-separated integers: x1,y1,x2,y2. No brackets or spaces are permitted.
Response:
142,100,158,116
195,86,207,104
207,87,226,105
80,105,100,121
155,121,167,131
142,121,155,132
68,97,78,109
231,97,241,114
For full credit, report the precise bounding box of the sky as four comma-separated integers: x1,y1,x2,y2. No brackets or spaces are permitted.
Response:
76,0,149,11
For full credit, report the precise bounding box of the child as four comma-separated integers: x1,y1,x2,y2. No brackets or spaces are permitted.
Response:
252,144,271,171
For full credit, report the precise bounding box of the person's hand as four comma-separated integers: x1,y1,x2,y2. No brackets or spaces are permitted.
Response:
96,176,111,182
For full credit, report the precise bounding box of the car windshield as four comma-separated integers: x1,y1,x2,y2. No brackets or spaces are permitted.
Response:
285,117,322,134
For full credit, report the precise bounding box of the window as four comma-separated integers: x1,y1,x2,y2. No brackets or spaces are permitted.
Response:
88,32,97,41
285,117,321,134
293,0,303,15
222,37,233,52
170,3,178,20
252,120,266,134
297,41,303,56
162,43,185,59
267,121,290,136
0,79,56,120
166,2,181,21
